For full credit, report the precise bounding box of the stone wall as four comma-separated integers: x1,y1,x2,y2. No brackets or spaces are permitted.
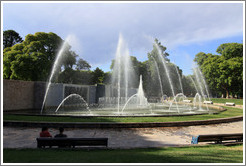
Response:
3,79,35,111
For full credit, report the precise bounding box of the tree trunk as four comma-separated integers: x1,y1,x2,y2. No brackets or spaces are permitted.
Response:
226,89,229,99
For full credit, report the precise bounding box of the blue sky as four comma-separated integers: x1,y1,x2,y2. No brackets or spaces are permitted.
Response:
2,2,244,75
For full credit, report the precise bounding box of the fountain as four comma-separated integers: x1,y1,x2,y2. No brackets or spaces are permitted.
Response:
193,93,202,110
174,63,184,94
121,75,149,114
41,35,74,114
40,34,217,117
153,58,164,98
154,42,180,113
55,94,91,113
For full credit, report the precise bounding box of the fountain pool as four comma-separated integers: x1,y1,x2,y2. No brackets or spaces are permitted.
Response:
39,34,217,117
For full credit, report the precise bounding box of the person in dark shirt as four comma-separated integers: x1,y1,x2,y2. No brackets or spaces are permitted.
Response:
55,127,67,138
40,126,52,137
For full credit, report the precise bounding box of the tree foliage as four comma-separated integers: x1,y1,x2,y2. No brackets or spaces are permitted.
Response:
3,32,79,81
194,43,243,98
92,67,105,84
3,30,23,49
76,58,91,70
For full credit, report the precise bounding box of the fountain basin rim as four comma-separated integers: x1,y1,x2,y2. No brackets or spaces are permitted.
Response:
3,116,243,128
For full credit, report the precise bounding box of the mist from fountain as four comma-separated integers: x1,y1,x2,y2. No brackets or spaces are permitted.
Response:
174,64,184,94
193,93,202,110
154,42,180,112
197,67,211,101
39,34,215,116
188,75,199,95
41,36,72,114
193,67,206,100
168,93,188,111
111,34,136,114
153,59,164,97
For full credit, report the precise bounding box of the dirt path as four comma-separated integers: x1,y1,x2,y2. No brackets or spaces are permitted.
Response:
3,121,243,149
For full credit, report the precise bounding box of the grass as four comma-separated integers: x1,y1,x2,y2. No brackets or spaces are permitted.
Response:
210,98,243,105
186,98,243,105
3,145,243,163
3,106,243,123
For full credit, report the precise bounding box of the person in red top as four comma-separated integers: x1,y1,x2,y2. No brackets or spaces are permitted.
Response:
40,126,52,137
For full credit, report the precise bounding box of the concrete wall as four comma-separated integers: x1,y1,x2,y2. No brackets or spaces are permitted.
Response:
3,79,99,111
45,83,64,107
89,86,97,104
3,79,138,111
3,79,35,111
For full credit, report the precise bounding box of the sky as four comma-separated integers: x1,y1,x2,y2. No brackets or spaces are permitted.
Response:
2,2,244,75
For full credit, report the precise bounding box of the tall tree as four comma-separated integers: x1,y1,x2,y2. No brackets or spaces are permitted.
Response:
146,38,177,97
3,30,23,49
76,58,91,70
3,32,78,81
194,43,243,98
92,67,105,84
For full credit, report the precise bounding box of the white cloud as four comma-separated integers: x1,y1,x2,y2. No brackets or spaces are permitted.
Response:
3,2,244,73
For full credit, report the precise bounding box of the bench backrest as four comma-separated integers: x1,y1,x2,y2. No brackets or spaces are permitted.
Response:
198,133,243,142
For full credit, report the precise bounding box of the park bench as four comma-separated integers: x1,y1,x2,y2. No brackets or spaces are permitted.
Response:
183,100,192,103
203,101,213,104
36,137,108,148
225,102,235,106
191,133,243,144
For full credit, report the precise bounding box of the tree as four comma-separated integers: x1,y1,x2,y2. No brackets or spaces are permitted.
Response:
194,43,243,98
194,52,209,66
154,38,169,59
62,50,78,70
92,67,105,84
103,71,112,84
110,55,142,88
3,30,23,49
146,39,177,97
216,43,243,59
57,68,93,85
3,32,79,81
76,58,91,70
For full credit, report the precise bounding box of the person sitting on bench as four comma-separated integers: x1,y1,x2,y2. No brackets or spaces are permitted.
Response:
55,127,67,138
40,127,52,137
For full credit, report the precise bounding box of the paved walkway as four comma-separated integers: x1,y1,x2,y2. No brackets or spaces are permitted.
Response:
3,121,243,149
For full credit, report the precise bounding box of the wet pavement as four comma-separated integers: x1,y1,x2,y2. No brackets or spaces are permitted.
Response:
3,121,243,149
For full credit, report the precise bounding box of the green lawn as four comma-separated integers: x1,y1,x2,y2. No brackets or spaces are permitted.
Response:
211,98,243,105
3,106,243,123
186,98,243,105
3,145,243,163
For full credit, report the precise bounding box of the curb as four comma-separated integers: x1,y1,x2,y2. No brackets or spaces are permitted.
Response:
3,116,243,128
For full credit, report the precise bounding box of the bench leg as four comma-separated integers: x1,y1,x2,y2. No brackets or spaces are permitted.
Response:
216,140,222,144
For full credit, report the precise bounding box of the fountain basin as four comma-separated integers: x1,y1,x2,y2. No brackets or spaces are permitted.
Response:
6,104,225,117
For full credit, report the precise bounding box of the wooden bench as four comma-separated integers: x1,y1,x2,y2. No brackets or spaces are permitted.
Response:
203,101,213,104
37,138,108,148
183,100,192,103
191,133,243,144
225,102,235,106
